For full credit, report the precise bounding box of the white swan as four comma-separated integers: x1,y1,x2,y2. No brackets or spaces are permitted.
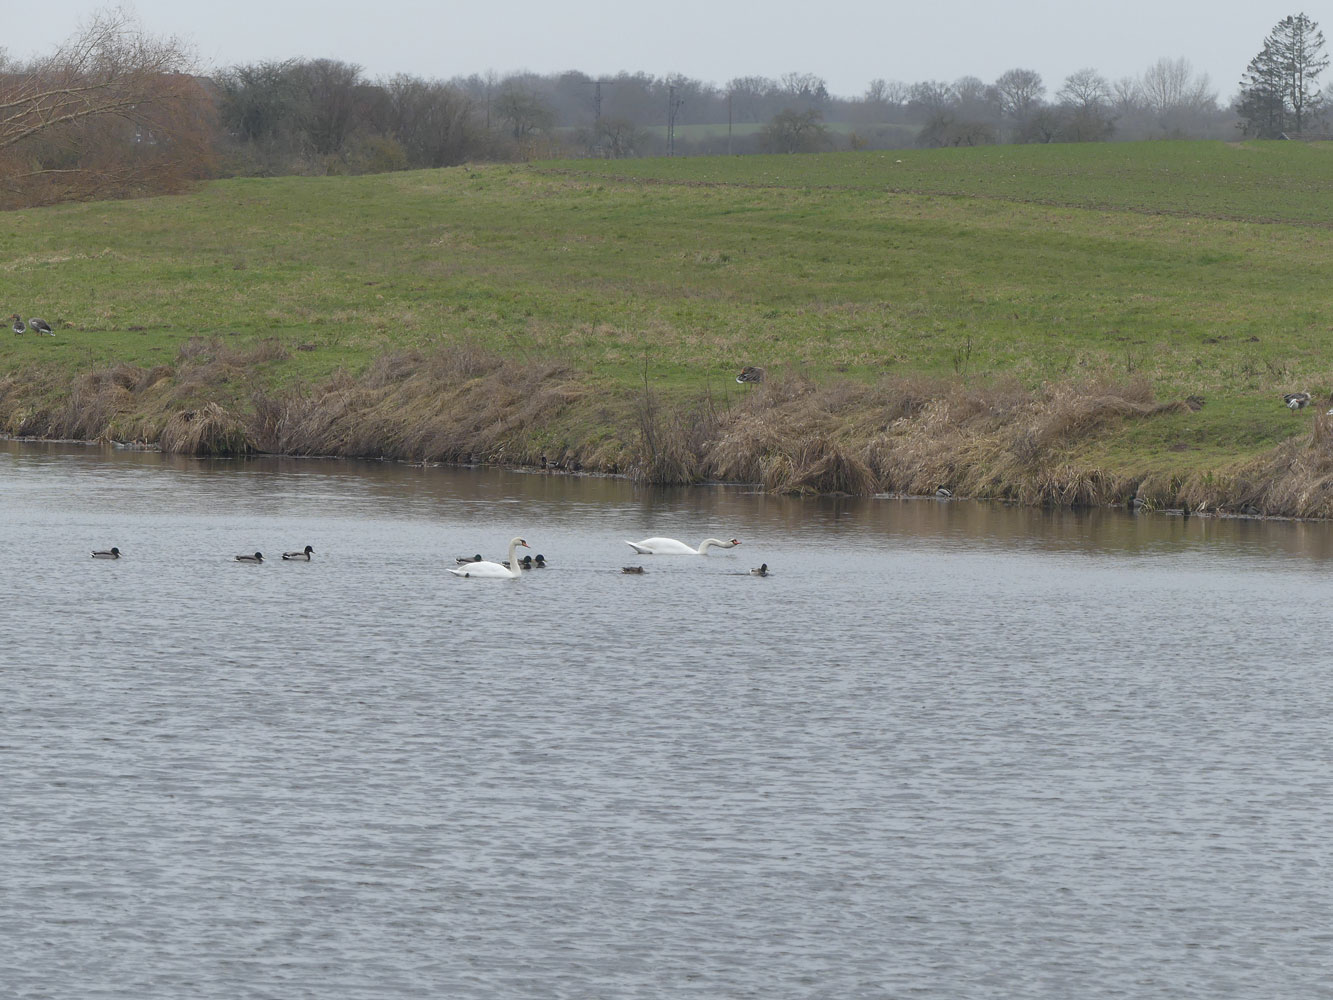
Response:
449,537,530,578
624,536,740,555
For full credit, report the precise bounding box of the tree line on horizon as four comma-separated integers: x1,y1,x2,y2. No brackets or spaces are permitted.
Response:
0,10,1328,209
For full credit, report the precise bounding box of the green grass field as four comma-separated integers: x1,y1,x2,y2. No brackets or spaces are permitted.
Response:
3,139,1333,477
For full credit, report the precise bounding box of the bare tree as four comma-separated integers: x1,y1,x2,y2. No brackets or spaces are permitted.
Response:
725,76,777,122
1137,58,1218,137
0,9,214,207
583,116,646,158
1139,57,1215,115
218,60,308,146
778,71,829,107
1111,76,1142,115
494,81,554,140
916,112,996,147
762,107,829,153
1057,68,1115,141
865,78,908,107
906,80,956,121
994,67,1045,139
383,76,478,167
296,58,364,156
953,75,1000,122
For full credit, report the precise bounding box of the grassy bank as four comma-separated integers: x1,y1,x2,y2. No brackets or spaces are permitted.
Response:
4,140,1333,513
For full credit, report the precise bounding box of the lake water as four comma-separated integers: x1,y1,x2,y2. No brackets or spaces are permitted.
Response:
4,440,1333,999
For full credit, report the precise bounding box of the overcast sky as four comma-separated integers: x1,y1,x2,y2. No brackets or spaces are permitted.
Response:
4,1,1314,101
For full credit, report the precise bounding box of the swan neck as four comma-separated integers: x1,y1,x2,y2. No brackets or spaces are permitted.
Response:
697,538,727,555
507,539,522,577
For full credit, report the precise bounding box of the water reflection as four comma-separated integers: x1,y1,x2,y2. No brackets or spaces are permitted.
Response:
6,438,1331,563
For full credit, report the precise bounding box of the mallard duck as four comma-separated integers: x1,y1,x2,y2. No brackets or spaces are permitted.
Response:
10,314,25,335
503,554,534,569
736,366,764,384
533,554,547,567
235,551,264,563
622,566,645,574
1285,391,1312,409
935,487,953,498
91,547,121,559
455,554,483,564
282,545,314,560
750,563,769,576
29,317,53,336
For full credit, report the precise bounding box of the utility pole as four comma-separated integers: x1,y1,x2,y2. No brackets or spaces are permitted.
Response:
667,84,684,157
727,91,733,155
586,79,613,157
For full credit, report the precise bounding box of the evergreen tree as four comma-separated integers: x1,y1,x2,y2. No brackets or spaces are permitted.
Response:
1238,42,1288,137
1238,13,1328,137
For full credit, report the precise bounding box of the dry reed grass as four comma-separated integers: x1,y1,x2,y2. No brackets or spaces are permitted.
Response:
158,402,250,454
14,346,1333,516
1187,410,1333,518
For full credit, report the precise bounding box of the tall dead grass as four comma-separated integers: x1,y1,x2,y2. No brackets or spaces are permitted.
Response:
12,345,1333,516
1185,410,1333,518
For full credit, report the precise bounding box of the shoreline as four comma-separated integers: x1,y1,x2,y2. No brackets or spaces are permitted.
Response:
6,431,1323,525
4,347,1331,519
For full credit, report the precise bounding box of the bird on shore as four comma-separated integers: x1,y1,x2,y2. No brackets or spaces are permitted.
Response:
92,547,121,559
750,563,769,577
736,366,764,384
235,552,264,563
29,317,53,336
1285,391,1312,410
282,545,314,561
10,314,25,335
935,487,953,498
